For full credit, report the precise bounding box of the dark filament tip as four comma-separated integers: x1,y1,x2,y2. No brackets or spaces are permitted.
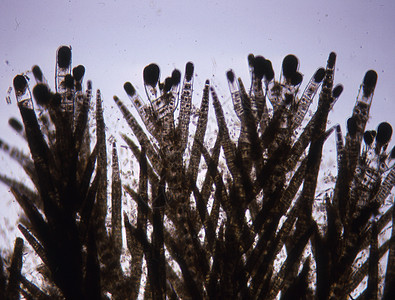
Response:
8,118,23,133
254,56,267,80
33,84,51,106
314,68,326,83
171,69,181,85
13,75,28,93
57,46,72,69
226,70,235,83
32,65,43,82
362,70,378,97
248,54,255,67
282,54,299,79
124,82,136,97
143,63,160,87
328,52,336,69
291,72,303,86
72,65,85,82
264,60,274,82
347,117,357,136
185,62,194,81
376,122,392,145
164,77,173,92
332,84,344,98
390,145,395,159
363,131,374,146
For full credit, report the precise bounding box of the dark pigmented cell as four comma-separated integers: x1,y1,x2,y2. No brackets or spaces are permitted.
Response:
124,82,136,96
390,145,395,159
347,117,357,136
64,74,74,89
205,79,210,85
57,46,72,69
52,93,62,106
284,93,293,104
226,70,235,83
143,63,160,87
314,68,325,83
291,72,303,86
33,84,51,106
376,122,392,145
328,52,336,69
171,69,181,86
332,84,344,98
164,77,173,92
264,60,274,82
254,56,267,80
248,53,255,68
362,70,378,97
363,131,374,146
72,65,85,82
185,62,194,81
282,54,299,79
13,75,28,93
32,65,44,82
8,118,23,133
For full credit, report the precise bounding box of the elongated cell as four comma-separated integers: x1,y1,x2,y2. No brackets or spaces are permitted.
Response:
335,124,344,167
13,75,33,109
281,55,302,104
375,122,392,154
150,94,173,137
55,46,74,113
32,65,47,84
72,65,85,91
282,55,299,83
158,69,181,137
95,89,108,224
6,238,23,300
352,70,378,132
352,123,392,212
113,96,161,171
169,69,181,110
187,80,210,186
330,84,344,110
178,62,194,152
263,59,278,107
18,224,49,266
111,141,122,255
210,86,239,182
292,68,325,130
266,81,282,110
143,63,160,102
226,70,243,119
61,74,75,114
250,56,267,120
123,81,156,135
55,46,72,92
72,65,85,124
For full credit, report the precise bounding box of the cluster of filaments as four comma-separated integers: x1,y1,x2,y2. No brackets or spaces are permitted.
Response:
2,44,395,299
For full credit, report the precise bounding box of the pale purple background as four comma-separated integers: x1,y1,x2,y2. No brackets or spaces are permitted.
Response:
0,0,394,248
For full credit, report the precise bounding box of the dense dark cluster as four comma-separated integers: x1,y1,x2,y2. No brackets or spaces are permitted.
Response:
0,46,394,299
